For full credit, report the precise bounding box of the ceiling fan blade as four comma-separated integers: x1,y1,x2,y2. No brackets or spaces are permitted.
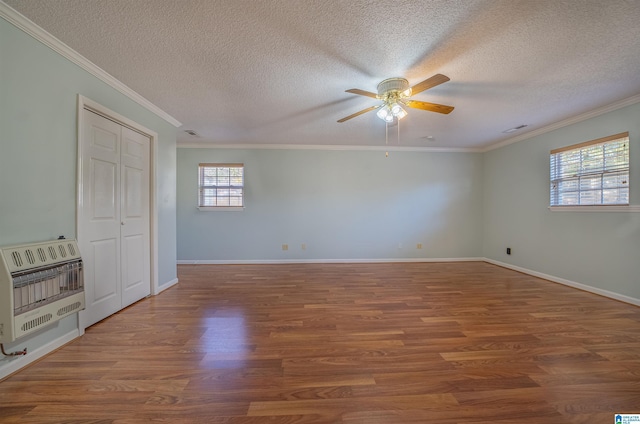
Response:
337,105,381,123
409,74,450,95
404,100,454,114
345,88,378,99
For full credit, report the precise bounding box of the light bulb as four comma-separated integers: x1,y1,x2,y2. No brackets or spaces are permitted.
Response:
390,103,402,115
395,107,407,120
376,106,390,120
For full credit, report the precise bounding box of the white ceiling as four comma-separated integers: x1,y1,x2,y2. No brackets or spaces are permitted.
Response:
5,0,640,150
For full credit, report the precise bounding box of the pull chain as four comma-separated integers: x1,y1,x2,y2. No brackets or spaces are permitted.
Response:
385,121,389,157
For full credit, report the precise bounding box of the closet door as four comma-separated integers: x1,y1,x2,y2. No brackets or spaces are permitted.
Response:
120,126,150,307
80,109,151,327
81,110,123,325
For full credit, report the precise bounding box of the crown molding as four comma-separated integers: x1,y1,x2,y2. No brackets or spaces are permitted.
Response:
0,1,182,128
482,93,640,152
177,142,482,153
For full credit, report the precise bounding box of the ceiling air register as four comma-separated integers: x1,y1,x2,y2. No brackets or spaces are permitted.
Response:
0,240,85,344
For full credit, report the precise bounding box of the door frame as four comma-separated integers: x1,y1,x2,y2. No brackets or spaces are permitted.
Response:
76,95,159,333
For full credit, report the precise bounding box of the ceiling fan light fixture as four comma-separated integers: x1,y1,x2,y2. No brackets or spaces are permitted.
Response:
338,74,454,123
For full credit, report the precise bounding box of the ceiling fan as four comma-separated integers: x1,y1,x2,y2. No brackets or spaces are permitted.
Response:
337,74,454,123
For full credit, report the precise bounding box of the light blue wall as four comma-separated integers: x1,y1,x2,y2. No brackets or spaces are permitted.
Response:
0,18,177,359
483,102,640,300
177,149,484,261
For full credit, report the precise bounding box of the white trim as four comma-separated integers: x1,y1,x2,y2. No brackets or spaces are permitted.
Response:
76,95,160,328
197,206,245,212
177,257,484,265
157,278,179,293
0,2,181,128
0,329,79,381
483,258,640,307
549,205,640,213
483,94,640,152
177,143,482,153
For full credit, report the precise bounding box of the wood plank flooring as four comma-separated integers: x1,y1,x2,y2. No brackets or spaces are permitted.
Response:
1,262,640,423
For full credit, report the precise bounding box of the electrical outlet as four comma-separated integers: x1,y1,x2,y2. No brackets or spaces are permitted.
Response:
301,243,306,250
416,243,423,249
506,247,511,255
282,244,288,251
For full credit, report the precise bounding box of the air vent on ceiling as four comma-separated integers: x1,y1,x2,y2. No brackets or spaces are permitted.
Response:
184,129,199,137
502,124,528,134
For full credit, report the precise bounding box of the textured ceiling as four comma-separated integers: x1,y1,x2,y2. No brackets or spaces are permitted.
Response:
5,0,640,149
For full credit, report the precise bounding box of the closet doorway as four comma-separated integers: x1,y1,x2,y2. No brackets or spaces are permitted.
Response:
77,98,154,328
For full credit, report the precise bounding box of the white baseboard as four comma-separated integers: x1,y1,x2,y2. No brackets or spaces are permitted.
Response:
0,329,79,381
483,258,640,307
156,277,179,293
177,257,484,265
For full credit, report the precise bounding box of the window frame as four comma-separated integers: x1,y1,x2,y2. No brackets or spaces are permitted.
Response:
549,132,633,211
197,163,245,211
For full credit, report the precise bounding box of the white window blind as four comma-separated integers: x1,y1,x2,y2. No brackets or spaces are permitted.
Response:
550,132,629,206
198,163,244,207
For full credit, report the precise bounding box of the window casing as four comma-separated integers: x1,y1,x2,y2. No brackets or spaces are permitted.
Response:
550,132,629,207
198,163,244,208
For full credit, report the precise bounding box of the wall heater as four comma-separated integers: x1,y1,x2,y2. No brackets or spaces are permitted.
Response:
0,239,85,344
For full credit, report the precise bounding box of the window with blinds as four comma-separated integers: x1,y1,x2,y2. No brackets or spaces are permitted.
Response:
198,163,244,208
550,132,629,206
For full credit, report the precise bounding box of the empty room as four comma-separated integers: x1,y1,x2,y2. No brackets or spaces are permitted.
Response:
1,1,639,423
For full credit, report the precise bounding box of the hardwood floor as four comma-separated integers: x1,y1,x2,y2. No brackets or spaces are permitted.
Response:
1,262,640,423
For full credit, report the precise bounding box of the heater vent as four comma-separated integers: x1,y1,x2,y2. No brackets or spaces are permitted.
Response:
25,249,36,265
21,313,53,332
11,251,23,268
58,302,82,316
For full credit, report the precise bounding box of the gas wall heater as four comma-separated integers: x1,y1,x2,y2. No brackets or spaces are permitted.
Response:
0,239,85,343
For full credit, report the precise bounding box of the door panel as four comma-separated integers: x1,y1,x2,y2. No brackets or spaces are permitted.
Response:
122,233,145,299
123,167,143,217
120,127,150,306
91,159,117,219
91,238,119,302
81,111,122,326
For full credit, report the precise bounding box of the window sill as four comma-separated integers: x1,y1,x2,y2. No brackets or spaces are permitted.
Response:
548,205,640,213
198,206,245,212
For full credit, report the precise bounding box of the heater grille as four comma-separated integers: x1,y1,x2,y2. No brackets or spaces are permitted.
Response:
21,314,53,332
0,240,85,343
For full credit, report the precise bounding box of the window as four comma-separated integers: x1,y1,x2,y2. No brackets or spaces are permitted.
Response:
198,163,244,209
550,132,629,207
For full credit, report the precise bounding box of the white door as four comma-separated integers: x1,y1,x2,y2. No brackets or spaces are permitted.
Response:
120,126,150,307
80,109,150,327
